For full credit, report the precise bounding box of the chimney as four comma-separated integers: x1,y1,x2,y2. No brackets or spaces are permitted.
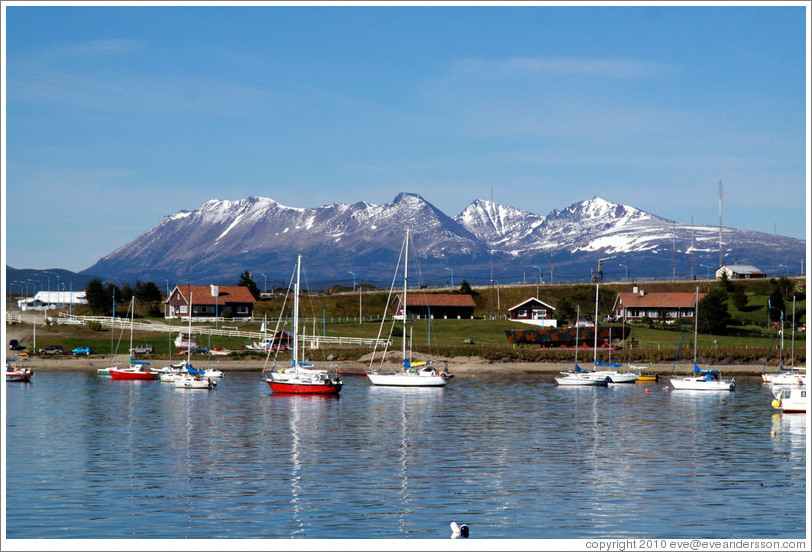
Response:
210,285,219,297
639,289,645,296
632,285,638,294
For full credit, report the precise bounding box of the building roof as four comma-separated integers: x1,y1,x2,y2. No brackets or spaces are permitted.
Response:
720,264,764,274
507,297,556,312
33,291,87,301
616,291,706,309
396,293,477,307
173,285,256,305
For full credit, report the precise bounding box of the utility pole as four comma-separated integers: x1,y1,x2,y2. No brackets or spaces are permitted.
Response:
718,181,723,269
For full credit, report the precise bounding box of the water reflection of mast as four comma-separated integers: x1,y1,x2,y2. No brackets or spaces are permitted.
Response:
397,390,409,535
288,397,305,536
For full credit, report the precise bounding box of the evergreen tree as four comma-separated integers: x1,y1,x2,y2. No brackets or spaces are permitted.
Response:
237,270,261,300
697,288,731,335
85,279,108,315
730,284,748,311
135,281,162,303
555,296,575,325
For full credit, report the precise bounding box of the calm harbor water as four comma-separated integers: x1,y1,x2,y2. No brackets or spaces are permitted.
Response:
4,371,807,540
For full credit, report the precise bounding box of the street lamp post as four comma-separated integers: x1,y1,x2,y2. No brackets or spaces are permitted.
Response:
45,271,60,307
349,272,356,291
700,264,711,279
445,267,454,287
619,263,629,282
533,266,542,297
779,264,789,275
37,273,51,307
262,274,267,294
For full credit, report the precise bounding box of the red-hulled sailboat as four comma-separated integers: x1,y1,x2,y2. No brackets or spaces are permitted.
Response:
264,255,342,396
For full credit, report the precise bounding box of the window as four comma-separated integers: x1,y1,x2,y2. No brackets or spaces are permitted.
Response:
179,306,188,314
237,306,249,314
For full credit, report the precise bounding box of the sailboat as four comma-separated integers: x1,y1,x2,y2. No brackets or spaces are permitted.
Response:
97,290,120,377
625,319,658,381
587,284,638,383
173,293,217,390
555,305,609,386
367,229,453,387
668,286,734,391
763,296,806,386
264,256,343,395
109,297,157,381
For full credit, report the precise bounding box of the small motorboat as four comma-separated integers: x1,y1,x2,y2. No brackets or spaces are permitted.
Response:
5,358,32,383
771,385,807,413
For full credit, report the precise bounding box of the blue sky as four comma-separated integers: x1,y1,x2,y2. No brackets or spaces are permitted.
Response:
3,2,809,273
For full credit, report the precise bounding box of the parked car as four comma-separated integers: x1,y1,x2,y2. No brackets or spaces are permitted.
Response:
130,344,154,355
39,345,64,355
9,339,26,351
72,346,92,356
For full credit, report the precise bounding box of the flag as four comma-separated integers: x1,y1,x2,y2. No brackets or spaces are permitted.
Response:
768,298,772,309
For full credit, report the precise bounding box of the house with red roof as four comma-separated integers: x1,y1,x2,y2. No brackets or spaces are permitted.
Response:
393,293,476,319
612,286,705,322
165,285,256,320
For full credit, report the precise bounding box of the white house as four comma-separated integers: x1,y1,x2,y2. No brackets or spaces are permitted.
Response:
507,297,557,328
715,264,766,280
17,291,88,311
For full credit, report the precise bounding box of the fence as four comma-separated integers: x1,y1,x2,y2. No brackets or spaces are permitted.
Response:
57,313,389,349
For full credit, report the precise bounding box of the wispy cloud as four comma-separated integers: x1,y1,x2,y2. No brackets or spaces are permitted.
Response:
451,56,676,79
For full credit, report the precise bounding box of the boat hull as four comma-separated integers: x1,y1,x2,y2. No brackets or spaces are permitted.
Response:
266,380,342,395
602,372,639,384
555,375,609,386
366,372,450,387
505,326,629,347
109,369,158,381
174,376,216,389
6,372,32,383
772,387,807,413
669,377,735,391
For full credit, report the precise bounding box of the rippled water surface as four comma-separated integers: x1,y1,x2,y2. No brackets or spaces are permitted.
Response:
4,371,807,539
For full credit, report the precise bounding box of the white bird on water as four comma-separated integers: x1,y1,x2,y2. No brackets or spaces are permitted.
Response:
450,521,469,538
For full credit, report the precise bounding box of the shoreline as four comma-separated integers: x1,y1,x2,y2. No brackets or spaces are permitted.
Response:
12,356,781,376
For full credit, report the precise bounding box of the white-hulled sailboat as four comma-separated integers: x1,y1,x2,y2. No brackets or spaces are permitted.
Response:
555,305,609,386
669,286,735,391
367,229,453,387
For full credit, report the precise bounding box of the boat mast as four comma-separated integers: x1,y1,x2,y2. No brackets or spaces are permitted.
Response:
693,286,699,367
575,304,580,365
129,297,135,358
790,296,795,367
403,229,409,363
293,255,301,371
188,293,193,367
593,284,599,364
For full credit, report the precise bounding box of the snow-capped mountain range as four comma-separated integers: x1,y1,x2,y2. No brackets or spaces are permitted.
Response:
83,193,805,286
